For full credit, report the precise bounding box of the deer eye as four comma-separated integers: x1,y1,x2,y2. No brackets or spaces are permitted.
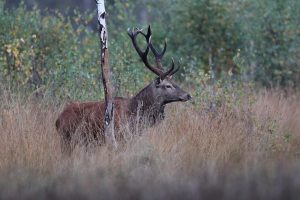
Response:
166,85,172,89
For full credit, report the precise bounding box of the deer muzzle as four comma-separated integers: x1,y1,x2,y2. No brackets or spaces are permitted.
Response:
180,93,192,102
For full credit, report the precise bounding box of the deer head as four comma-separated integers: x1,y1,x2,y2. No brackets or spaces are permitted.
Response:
127,25,192,107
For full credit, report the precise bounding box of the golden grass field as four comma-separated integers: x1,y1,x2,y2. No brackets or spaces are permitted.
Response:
0,90,300,199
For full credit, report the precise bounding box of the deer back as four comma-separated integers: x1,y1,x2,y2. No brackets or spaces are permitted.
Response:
55,97,132,142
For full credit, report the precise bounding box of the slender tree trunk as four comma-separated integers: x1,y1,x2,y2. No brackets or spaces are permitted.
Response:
208,48,216,112
95,0,117,149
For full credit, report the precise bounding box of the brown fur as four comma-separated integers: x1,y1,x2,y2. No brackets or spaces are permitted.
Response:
55,97,130,150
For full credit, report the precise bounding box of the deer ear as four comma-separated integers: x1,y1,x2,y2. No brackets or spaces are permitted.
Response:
155,78,162,86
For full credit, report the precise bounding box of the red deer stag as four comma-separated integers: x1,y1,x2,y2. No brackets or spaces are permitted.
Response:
55,26,191,153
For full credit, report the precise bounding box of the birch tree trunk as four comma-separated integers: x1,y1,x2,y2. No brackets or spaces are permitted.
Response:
95,0,117,149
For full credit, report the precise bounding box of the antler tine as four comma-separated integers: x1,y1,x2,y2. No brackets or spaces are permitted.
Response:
144,25,152,41
160,58,175,80
127,28,149,54
127,26,163,76
149,39,167,60
169,62,180,77
169,66,180,76
147,28,167,70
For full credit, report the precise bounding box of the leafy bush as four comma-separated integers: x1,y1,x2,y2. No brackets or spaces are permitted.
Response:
0,1,103,99
169,0,242,77
238,0,300,87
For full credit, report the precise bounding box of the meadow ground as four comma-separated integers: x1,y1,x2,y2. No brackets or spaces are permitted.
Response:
0,90,300,199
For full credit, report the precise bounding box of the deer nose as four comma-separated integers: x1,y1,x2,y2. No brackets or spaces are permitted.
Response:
181,94,192,101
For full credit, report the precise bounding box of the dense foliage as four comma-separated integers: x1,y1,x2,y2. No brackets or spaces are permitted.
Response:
0,0,299,100
0,1,102,99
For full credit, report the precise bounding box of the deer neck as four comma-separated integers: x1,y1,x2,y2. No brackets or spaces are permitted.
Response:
130,83,165,122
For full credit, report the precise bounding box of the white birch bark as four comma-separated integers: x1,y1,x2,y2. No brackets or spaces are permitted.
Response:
95,0,117,149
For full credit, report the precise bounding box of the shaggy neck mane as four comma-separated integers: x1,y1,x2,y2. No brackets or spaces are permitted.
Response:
129,83,165,123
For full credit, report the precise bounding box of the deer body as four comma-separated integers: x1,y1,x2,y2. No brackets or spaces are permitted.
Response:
56,26,191,153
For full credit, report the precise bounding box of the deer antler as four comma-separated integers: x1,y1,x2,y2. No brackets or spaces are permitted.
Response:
127,26,163,76
128,25,179,80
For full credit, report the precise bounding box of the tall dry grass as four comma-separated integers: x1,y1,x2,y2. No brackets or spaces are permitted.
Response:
0,90,300,199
